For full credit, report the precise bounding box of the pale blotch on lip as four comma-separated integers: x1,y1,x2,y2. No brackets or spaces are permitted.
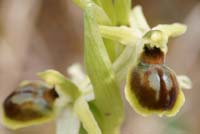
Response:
162,72,173,101
148,71,160,101
163,73,173,91
10,93,34,104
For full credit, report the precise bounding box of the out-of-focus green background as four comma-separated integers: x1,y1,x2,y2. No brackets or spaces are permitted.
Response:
0,0,199,134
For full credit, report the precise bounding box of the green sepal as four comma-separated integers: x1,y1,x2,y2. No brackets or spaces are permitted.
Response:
38,70,81,101
99,25,140,45
74,97,102,134
153,23,187,38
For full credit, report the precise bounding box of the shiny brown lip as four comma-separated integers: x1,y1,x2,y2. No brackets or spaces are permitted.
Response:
129,46,179,110
3,82,58,121
130,63,178,110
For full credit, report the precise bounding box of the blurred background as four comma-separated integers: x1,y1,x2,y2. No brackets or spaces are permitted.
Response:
0,0,199,134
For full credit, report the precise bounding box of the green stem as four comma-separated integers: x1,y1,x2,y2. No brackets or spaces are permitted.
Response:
114,0,131,25
84,6,124,133
100,0,117,25
73,0,111,25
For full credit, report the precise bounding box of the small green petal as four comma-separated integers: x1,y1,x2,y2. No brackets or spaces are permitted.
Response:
129,5,150,34
99,25,140,45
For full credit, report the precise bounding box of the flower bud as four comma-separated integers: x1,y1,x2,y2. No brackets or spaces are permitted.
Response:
125,46,185,117
2,81,58,129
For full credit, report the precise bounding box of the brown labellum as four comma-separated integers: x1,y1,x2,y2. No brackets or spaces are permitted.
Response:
130,63,179,110
3,81,58,122
129,46,179,110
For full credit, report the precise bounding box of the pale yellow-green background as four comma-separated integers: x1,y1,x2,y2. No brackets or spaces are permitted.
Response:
0,0,199,134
